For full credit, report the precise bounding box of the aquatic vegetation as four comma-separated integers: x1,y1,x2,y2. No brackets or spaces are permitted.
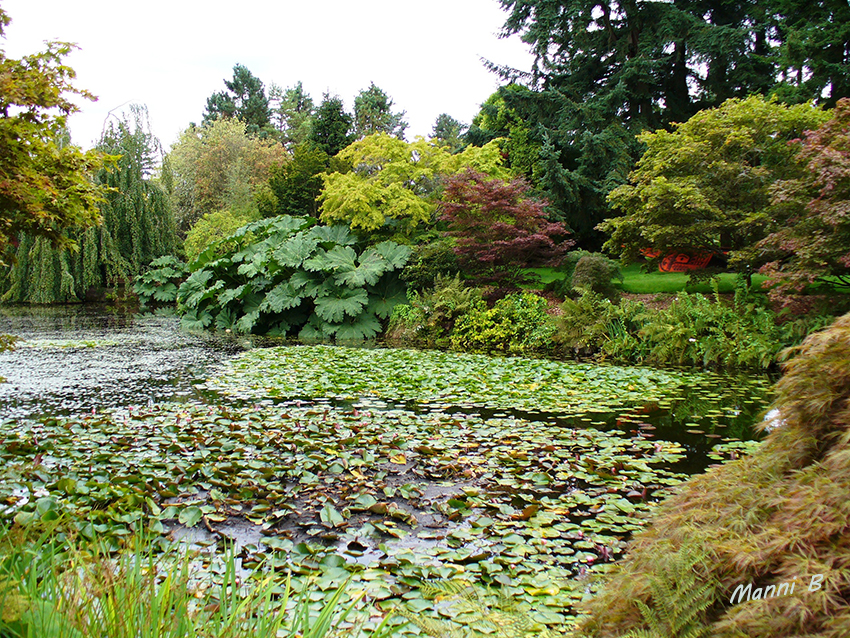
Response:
1,345,772,631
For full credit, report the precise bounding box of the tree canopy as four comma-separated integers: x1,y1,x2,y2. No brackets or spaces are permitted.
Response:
487,0,850,247
164,117,288,231
203,64,272,138
318,133,510,237
600,96,829,276
353,83,408,140
439,169,572,283
268,81,315,148
0,7,106,267
758,98,850,299
1,105,178,303
308,94,354,156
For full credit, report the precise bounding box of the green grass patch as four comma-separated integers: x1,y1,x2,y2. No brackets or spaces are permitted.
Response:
524,264,770,295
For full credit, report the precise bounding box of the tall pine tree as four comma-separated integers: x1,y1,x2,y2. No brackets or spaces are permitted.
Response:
489,0,849,247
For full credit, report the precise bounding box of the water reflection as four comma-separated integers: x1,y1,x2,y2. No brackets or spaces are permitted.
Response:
0,305,240,420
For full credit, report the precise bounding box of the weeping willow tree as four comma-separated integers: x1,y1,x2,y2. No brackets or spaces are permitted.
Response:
1,105,178,303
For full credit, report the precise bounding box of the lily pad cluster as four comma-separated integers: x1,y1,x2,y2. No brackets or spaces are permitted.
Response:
177,216,411,339
0,346,772,632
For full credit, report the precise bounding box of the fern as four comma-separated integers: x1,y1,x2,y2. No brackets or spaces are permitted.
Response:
621,545,716,638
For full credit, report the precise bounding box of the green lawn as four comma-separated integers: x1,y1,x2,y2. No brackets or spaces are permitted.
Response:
527,264,769,295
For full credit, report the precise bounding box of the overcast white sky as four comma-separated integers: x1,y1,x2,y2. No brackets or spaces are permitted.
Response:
2,0,535,151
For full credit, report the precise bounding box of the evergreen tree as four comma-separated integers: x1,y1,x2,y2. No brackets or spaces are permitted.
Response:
267,142,329,218
268,81,315,148
353,83,408,140
490,0,850,247
203,64,272,138
431,114,467,154
308,93,353,156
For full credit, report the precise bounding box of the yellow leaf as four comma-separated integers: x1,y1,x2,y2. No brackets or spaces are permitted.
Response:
389,454,406,464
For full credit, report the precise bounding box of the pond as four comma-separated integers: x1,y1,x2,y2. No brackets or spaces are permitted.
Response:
0,306,773,631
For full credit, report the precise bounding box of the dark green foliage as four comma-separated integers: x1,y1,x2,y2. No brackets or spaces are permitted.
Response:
553,282,817,369
491,0,849,248
308,94,353,156
386,274,483,349
399,240,460,292
1,106,179,304
431,114,467,154
176,215,411,339
133,256,189,307
577,312,850,637
450,292,554,355
353,83,407,140
203,64,272,138
267,143,330,218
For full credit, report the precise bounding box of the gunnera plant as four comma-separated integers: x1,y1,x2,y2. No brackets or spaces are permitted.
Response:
576,312,850,637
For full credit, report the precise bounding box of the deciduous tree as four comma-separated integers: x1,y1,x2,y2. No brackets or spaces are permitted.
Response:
319,134,510,237
439,169,572,283
0,8,106,266
600,97,829,277
758,98,850,300
1,105,178,303
164,118,288,231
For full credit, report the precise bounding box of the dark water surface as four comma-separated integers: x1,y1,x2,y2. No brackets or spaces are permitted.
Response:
0,305,242,421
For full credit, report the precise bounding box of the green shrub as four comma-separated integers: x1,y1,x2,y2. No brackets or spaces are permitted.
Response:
545,251,622,300
132,256,189,307
572,253,623,299
400,240,460,292
552,282,825,369
450,292,554,354
387,274,482,348
177,215,411,340
184,209,257,264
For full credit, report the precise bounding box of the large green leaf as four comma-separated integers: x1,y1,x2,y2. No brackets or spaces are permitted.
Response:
334,312,382,340
310,224,356,246
260,281,303,313
298,316,339,340
180,309,213,331
334,248,388,287
314,287,369,323
373,241,412,269
290,271,332,298
235,309,262,333
273,233,319,268
217,284,247,307
368,275,408,319
321,245,358,272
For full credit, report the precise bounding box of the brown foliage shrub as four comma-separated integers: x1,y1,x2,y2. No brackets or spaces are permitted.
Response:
577,312,850,637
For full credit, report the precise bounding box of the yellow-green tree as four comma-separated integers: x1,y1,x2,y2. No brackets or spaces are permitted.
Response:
318,133,510,237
